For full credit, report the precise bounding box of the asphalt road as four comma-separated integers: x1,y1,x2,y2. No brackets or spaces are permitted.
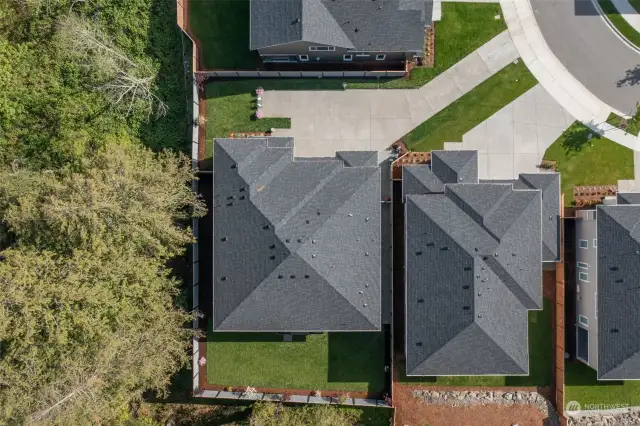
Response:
531,0,640,115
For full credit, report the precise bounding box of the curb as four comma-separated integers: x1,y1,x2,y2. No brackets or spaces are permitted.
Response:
590,0,640,56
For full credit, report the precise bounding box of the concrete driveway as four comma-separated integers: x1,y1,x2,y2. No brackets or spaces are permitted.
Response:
262,31,519,157
447,84,574,179
531,0,640,115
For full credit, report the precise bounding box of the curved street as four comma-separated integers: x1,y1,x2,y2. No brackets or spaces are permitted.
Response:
531,0,640,115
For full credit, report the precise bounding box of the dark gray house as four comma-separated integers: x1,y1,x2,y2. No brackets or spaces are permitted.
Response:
403,150,559,376
213,137,381,332
574,193,640,380
250,0,432,66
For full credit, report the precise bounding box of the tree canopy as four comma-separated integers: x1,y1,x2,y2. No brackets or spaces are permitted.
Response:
0,1,202,424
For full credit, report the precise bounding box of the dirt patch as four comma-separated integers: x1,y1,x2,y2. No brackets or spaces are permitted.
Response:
393,385,549,426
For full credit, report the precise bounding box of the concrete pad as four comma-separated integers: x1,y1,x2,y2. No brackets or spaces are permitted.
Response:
289,118,315,138
293,138,336,157
369,91,411,119
536,103,570,127
313,116,343,139
478,153,490,179
486,106,515,153
330,91,372,119
308,396,332,404
371,118,414,142
370,138,395,152
335,138,371,152
449,52,492,94
477,31,519,73
421,73,464,113
537,124,567,154
462,122,489,153
514,153,541,174
409,104,436,126
513,122,539,153
513,97,536,124
487,153,515,179
339,118,371,140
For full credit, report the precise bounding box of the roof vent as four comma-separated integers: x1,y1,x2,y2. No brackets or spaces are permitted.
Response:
317,211,321,215
462,285,470,289
231,164,237,169
611,328,620,333
312,254,316,258
365,252,369,256
290,275,296,279
285,239,291,243
270,255,276,260
269,244,275,249
363,303,367,307
263,225,270,230
221,276,227,281
226,202,233,207
306,220,310,224
304,275,310,279
426,242,434,247
416,342,423,347
221,237,228,242
365,283,370,288
298,238,303,243
365,217,370,221
278,274,283,279
416,251,423,256
348,213,353,217
227,196,235,200
354,27,359,32
440,246,449,251
610,266,619,271
292,18,300,24
464,266,472,271
417,298,424,303
359,291,364,295
463,306,470,311
239,187,246,192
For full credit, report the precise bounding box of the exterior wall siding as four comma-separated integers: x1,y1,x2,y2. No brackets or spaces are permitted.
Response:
258,41,411,63
574,210,598,371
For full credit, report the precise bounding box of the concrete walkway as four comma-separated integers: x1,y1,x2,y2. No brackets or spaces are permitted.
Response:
444,84,573,179
262,30,518,157
612,0,640,36
500,0,640,151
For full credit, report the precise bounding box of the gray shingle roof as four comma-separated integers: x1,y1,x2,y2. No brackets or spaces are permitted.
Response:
405,176,543,375
596,204,640,380
616,192,640,205
484,173,561,262
213,138,381,331
250,0,432,53
402,150,478,199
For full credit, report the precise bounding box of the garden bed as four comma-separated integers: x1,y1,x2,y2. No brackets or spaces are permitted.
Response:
606,112,640,136
573,185,617,207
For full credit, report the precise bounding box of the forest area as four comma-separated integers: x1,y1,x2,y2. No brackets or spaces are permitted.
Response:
0,0,204,424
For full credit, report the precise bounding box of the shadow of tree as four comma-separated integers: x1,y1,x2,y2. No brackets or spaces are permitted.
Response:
617,64,640,88
559,124,594,154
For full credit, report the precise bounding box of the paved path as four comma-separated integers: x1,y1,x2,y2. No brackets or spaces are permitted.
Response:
263,31,518,157
612,0,640,37
501,0,640,151
444,84,573,179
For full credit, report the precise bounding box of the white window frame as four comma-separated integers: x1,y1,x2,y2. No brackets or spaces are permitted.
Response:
343,54,353,61
578,271,589,282
355,53,370,57
309,46,335,51
376,54,386,60
579,315,589,327
577,262,589,269
298,54,309,61
595,292,598,319
593,239,597,248
579,239,589,249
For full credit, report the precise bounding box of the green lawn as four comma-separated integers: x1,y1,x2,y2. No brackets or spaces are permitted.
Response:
188,0,260,69
206,330,387,392
565,361,640,407
632,0,640,12
403,61,537,152
606,112,640,136
398,298,553,387
599,0,640,48
542,122,634,206
362,3,507,89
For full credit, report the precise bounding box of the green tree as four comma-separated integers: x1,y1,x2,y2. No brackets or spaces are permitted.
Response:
0,144,205,424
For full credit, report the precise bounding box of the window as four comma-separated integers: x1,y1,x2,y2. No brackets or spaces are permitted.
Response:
354,52,370,57
579,272,589,282
579,239,589,249
343,54,353,61
579,315,589,326
309,46,335,51
593,239,597,248
577,262,589,269
376,54,386,60
298,55,309,61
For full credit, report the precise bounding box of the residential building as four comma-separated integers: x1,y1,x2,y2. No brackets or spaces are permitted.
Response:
403,150,560,376
212,137,382,332
574,192,640,379
250,0,432,67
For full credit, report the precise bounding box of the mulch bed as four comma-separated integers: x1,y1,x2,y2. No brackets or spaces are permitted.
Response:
423,23,436,68
392,151,432,180
573,184,617,207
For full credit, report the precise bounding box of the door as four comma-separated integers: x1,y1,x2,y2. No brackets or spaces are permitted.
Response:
577,326,589,362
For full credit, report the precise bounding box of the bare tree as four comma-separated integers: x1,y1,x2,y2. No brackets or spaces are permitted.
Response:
56,15,167,118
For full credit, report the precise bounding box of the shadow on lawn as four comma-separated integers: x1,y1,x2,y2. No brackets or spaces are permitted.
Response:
559,123,595,154
564,360,623,386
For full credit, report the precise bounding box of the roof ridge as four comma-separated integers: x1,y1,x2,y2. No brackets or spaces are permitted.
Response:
219,138,268,169
484,187,540,241
298,170,380,323
273,161,344,229
473,321,528,372
481,256,539,309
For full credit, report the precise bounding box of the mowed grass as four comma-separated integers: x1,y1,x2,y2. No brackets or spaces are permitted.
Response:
542,122,634,206
188,0,259,69
398,298,553,387
606,112,640,135
206,331,387,392
565,361,640,406
403,61,537,152
599,0,640,48
356,3,507,89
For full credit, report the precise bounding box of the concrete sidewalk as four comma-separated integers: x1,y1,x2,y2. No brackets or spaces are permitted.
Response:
500,0,640,151
262,31,518,157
